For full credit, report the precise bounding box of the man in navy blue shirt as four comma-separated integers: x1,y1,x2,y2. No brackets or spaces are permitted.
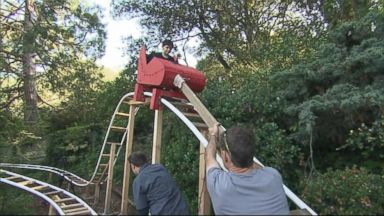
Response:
128,152,189,215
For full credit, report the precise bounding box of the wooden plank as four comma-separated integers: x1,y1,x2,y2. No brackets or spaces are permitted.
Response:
44,190,61,196
5,176,20,180
63,207,88,213
152,109,163,164
193,122,208,129
198,130,212,215
115,112,130,117
17,180,33,186
31,185,49,191
104,142,116,214
122,100,149,105
106,141,122,146
110,126,126,133
177,77,218,128
121,105,137,215
56,197,76,203
61,203,84,210
182,112,201,118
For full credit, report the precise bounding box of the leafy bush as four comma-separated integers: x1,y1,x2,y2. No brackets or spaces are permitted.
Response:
300,167,384,215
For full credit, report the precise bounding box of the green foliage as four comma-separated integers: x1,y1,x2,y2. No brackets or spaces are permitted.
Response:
0,185,39,215
45,124,103,176
300,167,384,215
253,123,300,178
161,115,200,214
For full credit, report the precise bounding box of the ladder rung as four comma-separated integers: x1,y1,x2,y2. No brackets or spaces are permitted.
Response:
4,176,19,180
99,164,108,167
106,141,122,146
63,207,88,213
182,112,201,118
44,190,61,196
61,203,84,210
192,122,208,128
101,154,109,157
31,185,48,191
110,126,126,132
56,197,76,203
18,180,33,186
115,112,130,117
66,210,91,215
122,100,149,105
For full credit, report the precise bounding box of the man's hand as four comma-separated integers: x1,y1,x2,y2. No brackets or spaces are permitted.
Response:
209,123,220,138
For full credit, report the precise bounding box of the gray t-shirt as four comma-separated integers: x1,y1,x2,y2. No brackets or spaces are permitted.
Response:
207,166,289,215
133,163,189,215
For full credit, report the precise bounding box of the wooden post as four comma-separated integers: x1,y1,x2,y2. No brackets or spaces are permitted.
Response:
152,109,163,164
48,205,55,215
121,105,137,215
93,183,100,206
198,130,211,215
104,143,116,215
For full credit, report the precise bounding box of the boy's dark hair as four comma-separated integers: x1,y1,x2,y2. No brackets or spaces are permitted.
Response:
162,39,174,48
128,152,148,167
220,126,255,168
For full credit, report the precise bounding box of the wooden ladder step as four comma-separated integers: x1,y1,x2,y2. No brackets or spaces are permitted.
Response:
122,100,149,105
4,176,19,180
17,180,34,186
192,122,208,129
61,203,84,210
44,190,62,196
115,112,130,117
182,112,201,118
31,185,49,191
101,154,109,157
56,197,76,203
106,141,122,146
110,126,126,132
63,207,88,213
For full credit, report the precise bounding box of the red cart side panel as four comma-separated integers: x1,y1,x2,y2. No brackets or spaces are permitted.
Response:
137,47,206,93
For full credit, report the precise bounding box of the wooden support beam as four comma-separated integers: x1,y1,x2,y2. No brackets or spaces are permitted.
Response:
104,143,116,214
121,105,137,215
174,75,217,127
152,109,163,164
93,183,100,206
198,130,212,215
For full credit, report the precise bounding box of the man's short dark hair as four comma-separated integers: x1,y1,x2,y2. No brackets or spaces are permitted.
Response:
128,152,148,167
162,39,174,48
220,126,255,168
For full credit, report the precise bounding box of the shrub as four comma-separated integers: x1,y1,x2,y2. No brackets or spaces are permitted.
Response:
300,167,384,215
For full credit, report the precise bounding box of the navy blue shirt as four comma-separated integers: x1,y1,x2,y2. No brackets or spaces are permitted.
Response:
133,163,189,215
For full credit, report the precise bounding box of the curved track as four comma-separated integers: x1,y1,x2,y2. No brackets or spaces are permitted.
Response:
0,91,316,215
0,169,97,215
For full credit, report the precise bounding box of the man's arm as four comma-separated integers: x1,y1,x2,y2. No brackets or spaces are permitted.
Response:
206,123,220,171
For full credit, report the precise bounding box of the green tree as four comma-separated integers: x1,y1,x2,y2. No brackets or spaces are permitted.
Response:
0,0,106,124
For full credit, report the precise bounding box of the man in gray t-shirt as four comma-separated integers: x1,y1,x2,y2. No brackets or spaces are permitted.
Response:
206,124,289,215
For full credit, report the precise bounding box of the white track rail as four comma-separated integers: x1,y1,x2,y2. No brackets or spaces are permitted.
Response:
0,169,97,215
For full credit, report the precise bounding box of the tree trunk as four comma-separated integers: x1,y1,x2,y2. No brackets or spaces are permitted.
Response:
23,0,38,124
